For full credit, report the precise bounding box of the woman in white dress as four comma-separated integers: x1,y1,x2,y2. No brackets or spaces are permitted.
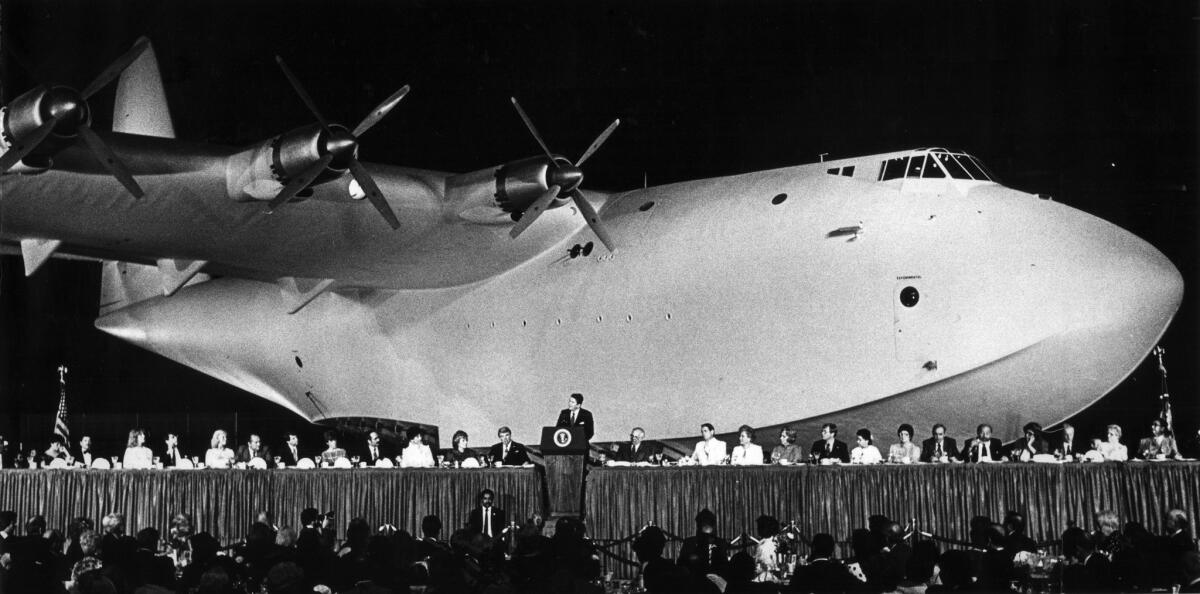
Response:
730,425,764,465
692,423,727,465
1098,424,1129,461
204,429,236,469
122,429,154,469
850,428,883,465
400,431,435,468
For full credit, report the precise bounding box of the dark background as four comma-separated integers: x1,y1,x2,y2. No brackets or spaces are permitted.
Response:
0,0,1195,458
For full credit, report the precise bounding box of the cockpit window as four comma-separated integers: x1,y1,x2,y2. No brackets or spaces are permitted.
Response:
877,149,995,182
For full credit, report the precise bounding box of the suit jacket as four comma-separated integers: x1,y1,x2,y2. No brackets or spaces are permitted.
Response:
919,437,960,462
810,439,850,463
467,506,507,537
787,558,860,592
1056,436,1081,458
235,444,274,467
1137,435,1180,459
159,445,186,468
962,437,1004,462
555,408,595,441
488,441,531,466
1009,436,1049,461
360,443,392,465
72,447,99,468
615,440,659,463
279,443,304,467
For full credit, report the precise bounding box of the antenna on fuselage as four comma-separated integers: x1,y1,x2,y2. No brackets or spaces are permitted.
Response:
819,153,828,163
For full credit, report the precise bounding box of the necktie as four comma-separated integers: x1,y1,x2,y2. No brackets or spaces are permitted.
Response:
826,443,831,453
503,445,509,461
291,446,297,460
371,446,377,460
485,509,492,536
571,411,577,424
982,442,989,460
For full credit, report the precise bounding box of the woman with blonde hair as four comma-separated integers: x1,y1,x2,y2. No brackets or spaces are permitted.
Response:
1099,424,1128,461
122,428,154,469
204,429,236,468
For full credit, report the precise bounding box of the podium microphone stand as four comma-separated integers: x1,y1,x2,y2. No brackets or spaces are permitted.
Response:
540,426,588,518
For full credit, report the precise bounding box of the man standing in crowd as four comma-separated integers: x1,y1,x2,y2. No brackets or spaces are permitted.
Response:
920,423,960,463
963,424,1004,463
614,427,658,464
236,434,273,468
162,433,185,468
361,430,390,466
468,489,506,538
279,433,303,467
555,393,595,441
810,423,849,463
488,427,530,466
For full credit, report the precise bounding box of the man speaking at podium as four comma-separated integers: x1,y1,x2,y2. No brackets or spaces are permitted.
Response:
555,393,594,441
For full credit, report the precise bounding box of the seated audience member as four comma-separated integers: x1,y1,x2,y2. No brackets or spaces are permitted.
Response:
927,549,973,592
1010,422,1048,461
788,532,859,592
1061,526,1114,592
1092,510,1122,557
888,424,921,464
443,430,477,466
400,430,435,468
613,427,659,465
1186,427,1200,460
1138,417,1182,460
487,426,531,466
467,489,506,538
360,430,390,466
1181,551,1200,593
1055,423,1081,460
235,433,273,468
770,427,804,465
1082,437,1106,462
73,435,96,468
693,423,727,466
750,515,783,582
679,508,730,576
161,433,186,468
810,423,850,464
730,425,764,465
962,423,1004,463
919,424,959,463
319,430,347,466
635,526,693,592
849,428,883,464
40,437,70,466
1099,424,1129,461
1003,511,1037,556
279,433,303,467
122,428,154,469
1166,509,1199,587
204,429,236,469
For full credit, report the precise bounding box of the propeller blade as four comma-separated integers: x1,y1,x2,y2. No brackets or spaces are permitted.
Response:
0,116,57,173
509,185,561,239
576,118,620,167
570,189,616,253
81,36,150,99
266,153,334,211
275,56,332,132
352,84,410,137
348,158,401,230
510,97,555,162
76,125,144,198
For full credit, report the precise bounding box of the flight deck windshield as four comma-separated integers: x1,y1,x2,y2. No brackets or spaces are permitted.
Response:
878,149,997,183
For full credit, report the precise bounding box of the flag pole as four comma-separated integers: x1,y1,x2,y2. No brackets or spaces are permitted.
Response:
1152,346,1173,435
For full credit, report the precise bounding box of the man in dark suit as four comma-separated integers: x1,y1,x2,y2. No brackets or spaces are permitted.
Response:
963,424,1005,463
614,427,659,464
788,532,859,592
487,426,531,466
279,433,303,467
678,508,730,576
920,424,960,463
161,433,185,468
554,392,594,441
71,435,98,468
467,489,507,538
360,430,390,466
1055,423,1081,460
810,423,850,463
235,434,273,467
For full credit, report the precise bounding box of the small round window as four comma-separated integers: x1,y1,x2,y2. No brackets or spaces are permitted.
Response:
900,286,920,307
639,201,655,212
771,193,788,205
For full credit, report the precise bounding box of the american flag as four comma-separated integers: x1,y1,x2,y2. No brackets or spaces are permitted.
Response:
54,365,69,444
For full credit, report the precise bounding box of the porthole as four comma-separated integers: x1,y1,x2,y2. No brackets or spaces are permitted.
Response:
294,356,304,368
900,286,920,308
771,193,788,205
582,242,594,257
639,201,655,212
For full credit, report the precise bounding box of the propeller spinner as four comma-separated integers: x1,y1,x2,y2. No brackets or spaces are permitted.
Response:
266,56,408,231
0,37,150,198
507,97,619,253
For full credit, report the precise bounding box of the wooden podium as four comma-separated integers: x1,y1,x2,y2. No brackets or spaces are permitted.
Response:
541,426,588,517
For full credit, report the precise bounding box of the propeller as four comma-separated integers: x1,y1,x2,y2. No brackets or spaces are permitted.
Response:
266,56,408,230
0,37,149,197
508,98,619,253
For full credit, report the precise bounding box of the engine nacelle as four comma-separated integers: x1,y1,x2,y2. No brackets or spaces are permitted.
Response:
447,156,573,224
1,86,91,169
225,123,353,201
